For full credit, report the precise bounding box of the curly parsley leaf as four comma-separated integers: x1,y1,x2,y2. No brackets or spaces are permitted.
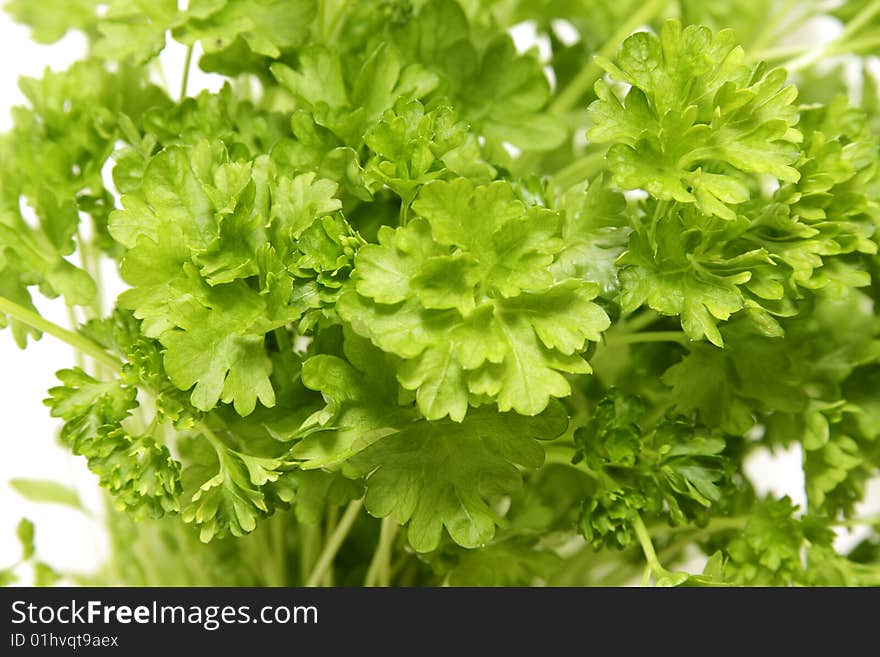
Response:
346,403,567,552
339,179,609,420
588,20,801,220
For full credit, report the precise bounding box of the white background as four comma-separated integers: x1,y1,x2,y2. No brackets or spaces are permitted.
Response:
0,9,873,585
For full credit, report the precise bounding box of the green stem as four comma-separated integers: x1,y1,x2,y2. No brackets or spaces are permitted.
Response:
828,34,880,57
553,149,608,188
620,309,660,333
364,517,398,587
748,43,815,65
305,499,363,587
253,522,282,587
271,513,288,585
778,0,880,72
273,327,292,354
399,192,414,226
0,296,121,372
835,514,880,529
65,306,86,370
542,448,577,468
633,514,666,581
299,522,321,585
603,331,688,347
655,515,747,539
323,505,339,587
180,44,194,101
321,0,348,43
550,0,669,115
200,425,227,454
839,0,880,42
76,230,102,319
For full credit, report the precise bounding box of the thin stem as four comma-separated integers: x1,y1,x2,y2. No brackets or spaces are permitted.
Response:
299,522,321,585
603,331,688,347
200,425,227,454
839,0,880,42
835,514,880,529
364,517,398,587
777,0,880,73
0,296,121,372
553,149,608,189
828,34,880,57
550,0,669,115
620,309,660,333
399,193,413,226
273,327,292,354
324,0,348,42
747,0,802,55
542,449,578,468
76,229,102,319
640,564,653,587
305,499,364,587
253,522,282,587
271,514,288,586
323,505,339,587
180,45,194,101
748,43,815,65
65,306,86,370
633,514,665,581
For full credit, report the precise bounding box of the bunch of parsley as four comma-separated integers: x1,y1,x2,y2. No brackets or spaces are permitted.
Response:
2,0,880,587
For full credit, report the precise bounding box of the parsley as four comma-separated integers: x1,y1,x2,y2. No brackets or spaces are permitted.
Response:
2,0,880,587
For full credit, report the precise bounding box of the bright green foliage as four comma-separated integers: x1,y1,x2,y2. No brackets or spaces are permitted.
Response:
174,0,318,59
707,497,819,586
347,404,566,552
574,390,729,549
588,20,801,221
110,141,347,415
179,435,296,541
364,99,495,200
435,538,562,586
272,43,440,148
340,179,610,420
44,369,182,519
2,0,880,588
611,96,880,344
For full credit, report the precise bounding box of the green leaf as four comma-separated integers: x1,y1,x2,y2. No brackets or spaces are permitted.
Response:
346,404,567,552
180,438,294,542
364,99,495,199
44,369,182,519
34,562,62,587
587,20,801,219
289,469,364,526
294,346,411,470
459,36,567,151
16,519,35,561
272,43,438,147
93,0,181,64
443,538,562,586
340,180,609,420
112,143,344,415
175,0,317,59
5,0,99,43
575,390,731,547
720,497,809,585
9,479,85,513
159,285,277,416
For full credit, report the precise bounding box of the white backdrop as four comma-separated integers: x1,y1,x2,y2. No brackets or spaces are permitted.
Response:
0,10,869,585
